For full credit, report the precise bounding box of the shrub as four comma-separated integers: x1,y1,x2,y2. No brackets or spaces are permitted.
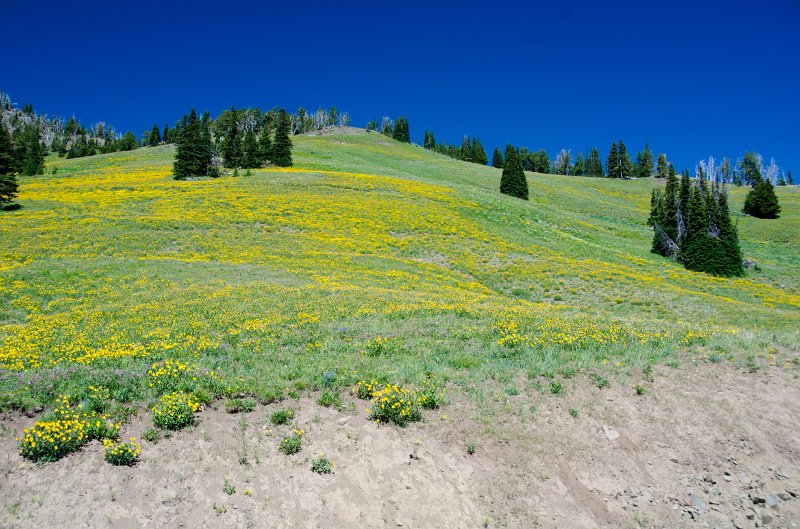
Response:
103,438,141,466
316,390,341,408
363,336,390,356
225,397,256,414
147,359,192,393
311,455,334,474
18,395,121,463
367,383,422,426
270,409,294,425
279,430,304,455
352,380,378,400
151,392,200,430
417,376,446,410
141,427,160,443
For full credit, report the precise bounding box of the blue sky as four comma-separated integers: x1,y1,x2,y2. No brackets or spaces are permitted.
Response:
3,0,798,174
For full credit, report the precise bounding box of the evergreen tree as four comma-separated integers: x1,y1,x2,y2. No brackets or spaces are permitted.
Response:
743,177,781,218
656,153,668,178
500,145,528,200
200,112,213,176
573,152,585,176
678,169,691,246
221,122,242,168
18,125,45,175
714,189,744,276
586,147,603,177
606,142,618,177
0,123,14,175
392,117,410,143
720,157,732,183
423,130,436,150
0,171,17,207
163,124,171,144
148,124,161,146
119,131,137,151
471,137,488,165
737,151,762,186
460,136,472,162
258,122,272,163
172,108,208,180
634,143,654,178
788,170,793,185
241,129,260,168
492,147,504,168
682,184,711,272
271,109,293,167
618,141,633,178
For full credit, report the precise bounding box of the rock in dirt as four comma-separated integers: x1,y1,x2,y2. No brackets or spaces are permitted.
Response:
602,425,619,441
766,494,779,509
688,493,707,513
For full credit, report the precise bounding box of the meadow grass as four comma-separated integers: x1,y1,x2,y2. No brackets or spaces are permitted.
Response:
0,132,797,415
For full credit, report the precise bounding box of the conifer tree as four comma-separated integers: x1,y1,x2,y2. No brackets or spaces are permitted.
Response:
492,147,504,168
743,176,781,218
241,129,260,168
678,169,691,246
471,137,488,165
0,123,14,176
221,122,242,168
606,142,619,177
573,152,585,176
656,153,668,178
271,109,293,167
201,112,213,175
737,151,762,186
586,147,603,177
788,170,793,185
392,117,410,143
172,108,209,179
149,124,161,146
258,122,272,163
163,124,171,144
423,130,436,150
714,189,744,276
634,143,654,178
0,170,17,207
500,145,528,200
682,184,711,272
18,125,45,175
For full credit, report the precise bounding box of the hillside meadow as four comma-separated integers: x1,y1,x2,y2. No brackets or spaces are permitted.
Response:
1,129,798,414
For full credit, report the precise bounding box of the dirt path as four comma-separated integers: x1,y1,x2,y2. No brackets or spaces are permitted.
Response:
1,361,799,528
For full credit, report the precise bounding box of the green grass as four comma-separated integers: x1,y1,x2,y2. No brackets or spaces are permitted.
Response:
0,130,797,415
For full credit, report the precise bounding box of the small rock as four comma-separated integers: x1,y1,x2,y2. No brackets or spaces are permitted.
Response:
732,513,747,529
777,492,791,501
602,425,619,441
338,417,350,425
724,474,733,482
766,494,779,509
688,493,707,514
752,494,766,504
670,457,680,464
762,512,774,525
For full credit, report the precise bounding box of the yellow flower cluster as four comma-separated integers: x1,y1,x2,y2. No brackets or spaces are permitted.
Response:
352,379,380,400
18,395,120,462
151,392,201,430
103,437,141,466
367,383,422,426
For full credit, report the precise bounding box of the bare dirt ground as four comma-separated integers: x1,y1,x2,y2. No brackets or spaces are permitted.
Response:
1,360,799,529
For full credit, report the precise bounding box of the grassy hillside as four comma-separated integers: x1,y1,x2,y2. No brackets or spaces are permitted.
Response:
1,129,798,410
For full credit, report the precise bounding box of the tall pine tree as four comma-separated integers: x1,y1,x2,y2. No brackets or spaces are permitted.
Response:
743,176,781,218
392,117,410,143
634,143,654,178
500,145,528,200
492,147,504,168
271,109,293,167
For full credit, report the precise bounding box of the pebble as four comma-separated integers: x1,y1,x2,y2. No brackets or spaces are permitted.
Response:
766,494,779,509
689,493,707,513
602,425,619,441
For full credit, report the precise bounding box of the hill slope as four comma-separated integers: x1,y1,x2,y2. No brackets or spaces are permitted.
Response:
1,129,798,406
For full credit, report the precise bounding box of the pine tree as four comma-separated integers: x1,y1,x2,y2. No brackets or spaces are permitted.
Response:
788,170,793,185
258,122,272,163
743,177,781,219
678,169,691,246
573,152,585,176
682,184,712,273
392,117,410,143
423,130,436,150
0,123,14,175
586,147,603,177
241,129,260,168
634,143,654,178
500,145,528,200
221,122,242,168
714,189,744,276
271,109,293,167
492,147,504,168
618,141,633,178
149,124,161,146
18,125,45,175
656,153,668,178
460,136,472,162
606,142,619,177
163,124,171,144
200,112,213,176
173,108,206,180
471,137,488,165
737,151,762,186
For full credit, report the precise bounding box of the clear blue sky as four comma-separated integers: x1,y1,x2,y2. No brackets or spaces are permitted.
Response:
3,0,798,174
